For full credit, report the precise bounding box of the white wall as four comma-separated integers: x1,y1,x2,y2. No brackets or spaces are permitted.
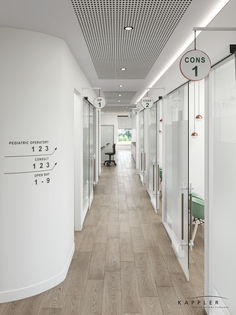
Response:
0,27,95,302
117,116,132,129
101,112,119,144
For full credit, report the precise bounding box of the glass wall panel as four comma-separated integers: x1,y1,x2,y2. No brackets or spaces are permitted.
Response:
207,54,236,313
139,110,144,181
83,100,89,213
156,101,161,209
83,99,95,212
89,104,94,206
147,103,157,210
163,84,189,279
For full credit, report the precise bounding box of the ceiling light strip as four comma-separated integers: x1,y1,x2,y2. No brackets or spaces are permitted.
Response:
135,0,230,103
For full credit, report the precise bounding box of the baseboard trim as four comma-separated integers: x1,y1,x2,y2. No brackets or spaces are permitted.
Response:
0,243,75,303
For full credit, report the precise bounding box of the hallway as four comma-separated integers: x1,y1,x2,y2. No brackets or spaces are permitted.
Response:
0,150,203,315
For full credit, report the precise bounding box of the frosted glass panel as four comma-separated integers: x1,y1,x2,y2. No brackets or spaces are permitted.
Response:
147,105,157,208
139,111,144,174
83,101,89,213
89,105,94,205
163,84,189,279
83,100,95,211
208,55,236,313
147,101,161,211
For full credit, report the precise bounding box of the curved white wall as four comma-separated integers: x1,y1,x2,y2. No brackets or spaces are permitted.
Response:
0,27,94,302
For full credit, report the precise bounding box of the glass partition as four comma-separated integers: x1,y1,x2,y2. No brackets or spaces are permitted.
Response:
147,104,157,209
89,104,94,206
139,110,144,182
83,100,89,213
163,83,189,279
207,54,236,313
83,99,95,212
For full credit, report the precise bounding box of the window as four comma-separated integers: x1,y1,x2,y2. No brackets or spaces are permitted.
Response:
118,128,132,143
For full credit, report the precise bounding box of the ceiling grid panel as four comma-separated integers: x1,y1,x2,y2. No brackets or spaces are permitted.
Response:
71,0,193,80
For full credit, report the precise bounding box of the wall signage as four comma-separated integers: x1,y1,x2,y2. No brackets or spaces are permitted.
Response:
141,96,154,109
94,97,106,109
180,49,211,81
4,140,58,186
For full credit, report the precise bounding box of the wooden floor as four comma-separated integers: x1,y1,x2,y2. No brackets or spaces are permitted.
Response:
0,150,204,315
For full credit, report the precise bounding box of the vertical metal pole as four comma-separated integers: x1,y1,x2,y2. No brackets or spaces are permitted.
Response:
181,193,184,240
153,164,155,192
190,193,193,239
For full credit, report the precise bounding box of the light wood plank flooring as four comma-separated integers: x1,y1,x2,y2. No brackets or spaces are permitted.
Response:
0,150,204,315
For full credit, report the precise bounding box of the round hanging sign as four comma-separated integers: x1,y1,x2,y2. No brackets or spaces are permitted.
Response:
141,96,154,109
94,97,106,109
180,49,211,81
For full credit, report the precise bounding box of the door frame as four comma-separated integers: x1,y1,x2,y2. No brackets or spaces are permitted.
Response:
74,89,83,231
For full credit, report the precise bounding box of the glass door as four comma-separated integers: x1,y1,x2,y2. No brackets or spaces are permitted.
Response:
163,83,189,279
147,99,162,210
89,104,94,207
83,99,89,213
147,103,158,210
139,110,145,182
206,54,236,313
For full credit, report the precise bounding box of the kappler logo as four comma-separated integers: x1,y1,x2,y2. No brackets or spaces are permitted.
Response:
178,296,229,310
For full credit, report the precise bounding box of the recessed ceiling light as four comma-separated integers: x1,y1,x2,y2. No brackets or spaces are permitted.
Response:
118,100,120,103
118,94,122,97
120,67,127,71
124,26,133,31
119,84,123,88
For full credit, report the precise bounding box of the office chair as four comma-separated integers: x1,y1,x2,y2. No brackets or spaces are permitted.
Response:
104,144,116,166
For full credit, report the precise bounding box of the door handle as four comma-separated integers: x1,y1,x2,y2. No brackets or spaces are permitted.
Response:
189,193,193,239
153,164,155,191
157,164,160,192
181,193,184,240
144,152,146,171
140,152,143,171
94,158,96,182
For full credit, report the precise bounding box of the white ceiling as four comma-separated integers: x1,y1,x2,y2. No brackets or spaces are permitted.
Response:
103,91,136,105
102,105,134,113
0,0,234,111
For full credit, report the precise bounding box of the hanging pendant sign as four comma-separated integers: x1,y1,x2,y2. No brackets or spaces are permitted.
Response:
94,96,106,109
141,96,154,109
180,49,211,81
